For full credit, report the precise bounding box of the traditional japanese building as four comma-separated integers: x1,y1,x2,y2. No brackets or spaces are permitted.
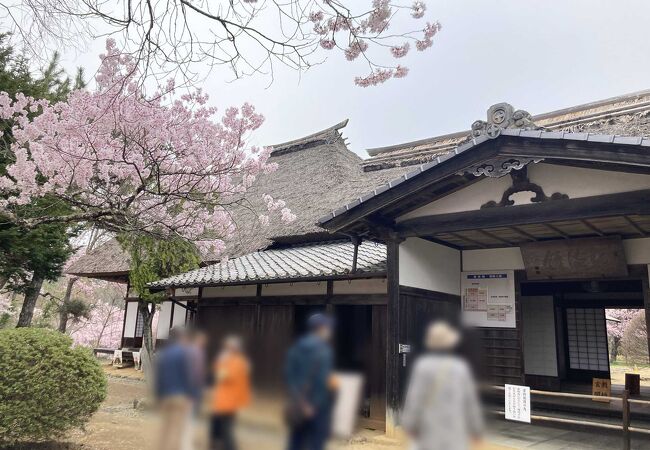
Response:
69,89,650,431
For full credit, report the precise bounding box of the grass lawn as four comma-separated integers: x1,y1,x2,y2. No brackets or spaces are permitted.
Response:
610,359,650,386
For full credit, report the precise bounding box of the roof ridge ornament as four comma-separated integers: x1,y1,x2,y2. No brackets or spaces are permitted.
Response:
471,103,540,139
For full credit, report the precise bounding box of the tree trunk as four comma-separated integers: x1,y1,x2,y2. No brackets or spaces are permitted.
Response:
611,337,621,363
57,277,78,333
139,301,155,363
138,300,156,391
0,274,7,292
16,274,45,327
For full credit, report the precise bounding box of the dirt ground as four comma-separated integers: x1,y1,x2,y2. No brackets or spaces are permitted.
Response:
610,361,650,386
3,366,403,450
3,365,511,450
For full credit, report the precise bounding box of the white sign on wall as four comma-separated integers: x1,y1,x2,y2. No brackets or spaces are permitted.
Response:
461,270,516,328
504,384,531,423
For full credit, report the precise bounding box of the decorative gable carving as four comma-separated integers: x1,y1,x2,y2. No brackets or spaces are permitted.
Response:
480,166,569,209
471,102,542,139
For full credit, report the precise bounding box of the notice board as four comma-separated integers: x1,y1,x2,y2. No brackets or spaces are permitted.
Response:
505,384,531,423
461,270,516,328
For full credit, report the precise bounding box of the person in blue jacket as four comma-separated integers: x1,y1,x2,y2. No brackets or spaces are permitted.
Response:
285,313,336,450
155,326,195,450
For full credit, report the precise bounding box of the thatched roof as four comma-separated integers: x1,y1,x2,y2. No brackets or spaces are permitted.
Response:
149,240,386,289
66,239,130,282
363,89,650,171
67,120,410,279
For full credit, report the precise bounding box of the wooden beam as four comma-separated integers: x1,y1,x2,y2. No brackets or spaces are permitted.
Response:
545,223,571,239
477,229,516,246
447,231,488,249
498,136,650,168
396,190,650,238
581,219,605,236
624,215,648,237
510,226,537,241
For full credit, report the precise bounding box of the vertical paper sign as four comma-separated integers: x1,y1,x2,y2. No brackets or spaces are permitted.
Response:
504,384,531,423
461,270,516,328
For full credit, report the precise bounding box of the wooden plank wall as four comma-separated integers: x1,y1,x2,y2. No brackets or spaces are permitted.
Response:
472,271,525,386
397,285,461,405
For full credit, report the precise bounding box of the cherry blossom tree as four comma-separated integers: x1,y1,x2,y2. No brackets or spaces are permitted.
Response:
0,39,293,254
606,309,640,362
1,0,440,86
67,282,126,348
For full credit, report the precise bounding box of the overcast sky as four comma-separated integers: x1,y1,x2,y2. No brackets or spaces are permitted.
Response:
59,0,650,158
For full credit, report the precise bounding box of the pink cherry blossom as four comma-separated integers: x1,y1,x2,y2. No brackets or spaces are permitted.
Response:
391,42,410,58
345,40,368,61
0,39,294,252
411,1,426,19
393,65,409,78
354,69,394,87
309,11,324,22
320,38,336,50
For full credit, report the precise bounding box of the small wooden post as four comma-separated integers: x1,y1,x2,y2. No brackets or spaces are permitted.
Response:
622,389,631,450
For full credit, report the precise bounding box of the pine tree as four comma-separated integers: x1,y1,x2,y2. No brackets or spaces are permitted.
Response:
0,34,84,327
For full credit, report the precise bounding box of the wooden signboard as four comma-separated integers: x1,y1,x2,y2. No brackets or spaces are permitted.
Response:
521,237,628,280
592,378,611,402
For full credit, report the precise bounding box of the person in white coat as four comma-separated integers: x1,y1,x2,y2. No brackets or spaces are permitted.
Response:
401,321,484,450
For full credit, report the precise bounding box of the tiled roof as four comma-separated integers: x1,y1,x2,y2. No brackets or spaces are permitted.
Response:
148,240,386,289
319,129,650,224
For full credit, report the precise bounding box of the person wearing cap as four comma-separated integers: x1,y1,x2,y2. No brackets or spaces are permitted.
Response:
284,313,336,450
210,335,251,450
401,321,484,450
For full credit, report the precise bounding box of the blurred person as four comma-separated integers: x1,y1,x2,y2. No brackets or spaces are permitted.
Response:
189,329,209,410
186,329,209,449
155,326,195,450
210,335,251,450
284,313,336,450
401,321,484,450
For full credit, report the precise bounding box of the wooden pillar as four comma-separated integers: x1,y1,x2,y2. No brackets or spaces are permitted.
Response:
642,264,650,360
385,237,403,437
325,280,334,315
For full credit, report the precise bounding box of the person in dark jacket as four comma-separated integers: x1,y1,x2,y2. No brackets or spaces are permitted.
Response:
155,326,195,450
285,313,337,450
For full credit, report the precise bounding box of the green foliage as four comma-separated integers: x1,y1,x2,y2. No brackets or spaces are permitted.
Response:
0,195,78,292
59,297,92,321
0,34,84,296
117,233,200,302
0,328,107,443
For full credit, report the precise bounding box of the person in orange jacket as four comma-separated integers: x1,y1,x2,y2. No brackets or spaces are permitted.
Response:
211,335,251,450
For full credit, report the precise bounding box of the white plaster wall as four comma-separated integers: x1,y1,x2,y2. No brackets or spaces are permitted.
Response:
399,238,460,295
172,301,187,328
522,296,558,377
261,282,327,296
463,247,525,271
175,287,199,297
123,302,138,338
333,278,387,295
203,285,257,298
623,238,650,264
398,176,511,220
156,301,173,339
528,163,650,199
398,163,650,221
